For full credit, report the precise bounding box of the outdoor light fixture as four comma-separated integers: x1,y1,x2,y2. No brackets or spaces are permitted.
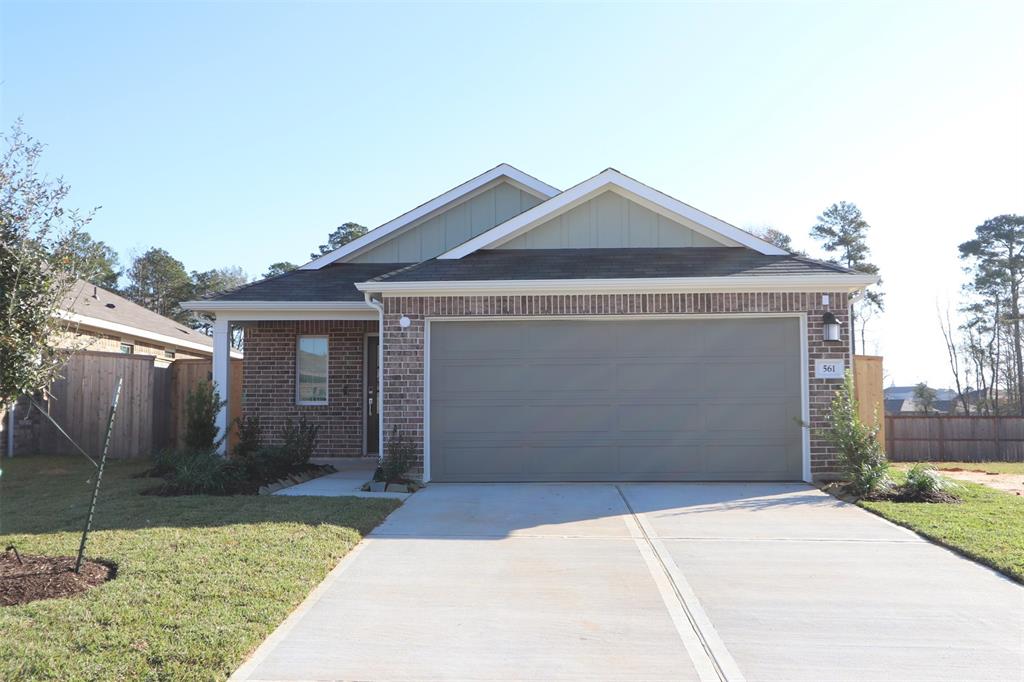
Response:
822,312,842,342
399,316,411,329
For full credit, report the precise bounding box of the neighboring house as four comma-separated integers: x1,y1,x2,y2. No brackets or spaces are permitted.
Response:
185,164,876,482
58,279,241,366
883,385,959,415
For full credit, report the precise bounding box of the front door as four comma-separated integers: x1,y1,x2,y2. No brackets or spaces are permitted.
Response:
365,334,380,455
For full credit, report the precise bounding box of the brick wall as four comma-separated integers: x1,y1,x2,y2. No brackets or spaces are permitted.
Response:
381,292,851,480
242,320,376,457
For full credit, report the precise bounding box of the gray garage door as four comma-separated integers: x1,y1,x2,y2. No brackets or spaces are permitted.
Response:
428,318,803,482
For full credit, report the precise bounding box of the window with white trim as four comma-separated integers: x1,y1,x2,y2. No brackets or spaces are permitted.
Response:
296,336,328,405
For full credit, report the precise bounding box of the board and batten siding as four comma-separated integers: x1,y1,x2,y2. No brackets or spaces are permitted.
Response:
499,190,723,249
351,181,544,263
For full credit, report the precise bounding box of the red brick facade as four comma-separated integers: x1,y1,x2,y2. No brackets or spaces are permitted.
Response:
380,292,851,480
242,320,377,457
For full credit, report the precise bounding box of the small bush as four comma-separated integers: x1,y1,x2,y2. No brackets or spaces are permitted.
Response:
826,370,892,498
157,450,240,496
898,464,961,502
280,417,319,463
381,426,416,483
184,380,226,452
233,414,262,459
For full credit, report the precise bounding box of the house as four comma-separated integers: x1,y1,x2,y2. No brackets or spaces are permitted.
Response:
883,385,960,415
184,164,876,482
1,279,240,457
57,279,240,366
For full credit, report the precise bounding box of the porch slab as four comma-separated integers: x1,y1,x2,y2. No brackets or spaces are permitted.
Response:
274,460,410,500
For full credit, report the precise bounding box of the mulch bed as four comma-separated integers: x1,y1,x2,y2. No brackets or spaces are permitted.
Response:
1,552,115,606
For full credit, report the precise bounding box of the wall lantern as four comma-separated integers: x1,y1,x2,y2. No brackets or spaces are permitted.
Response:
822,312,842,342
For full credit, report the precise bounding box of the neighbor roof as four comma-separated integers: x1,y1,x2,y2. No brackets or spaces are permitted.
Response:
63,280,214,349
365,248,858,283
207,263,408,302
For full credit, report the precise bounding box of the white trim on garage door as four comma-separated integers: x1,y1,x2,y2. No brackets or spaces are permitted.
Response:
423,313,810,483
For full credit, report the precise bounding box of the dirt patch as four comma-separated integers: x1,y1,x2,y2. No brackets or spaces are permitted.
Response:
1,552,115,606
939,470,1024,495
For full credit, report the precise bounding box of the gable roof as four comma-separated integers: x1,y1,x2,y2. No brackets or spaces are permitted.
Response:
439,168,788,259
302,163,559,270
61,279,217,354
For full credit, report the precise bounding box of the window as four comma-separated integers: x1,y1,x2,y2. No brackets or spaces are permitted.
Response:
164,348,176,359
119,342,134,355
296,336,328,404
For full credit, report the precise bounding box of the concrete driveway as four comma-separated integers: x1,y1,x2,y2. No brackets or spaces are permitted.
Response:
232,483,1024,682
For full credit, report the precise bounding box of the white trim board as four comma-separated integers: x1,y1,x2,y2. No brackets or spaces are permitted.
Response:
358,273,878,297
180,300,379,322
302,164,559,270
439,168,788,259
421,313,811,484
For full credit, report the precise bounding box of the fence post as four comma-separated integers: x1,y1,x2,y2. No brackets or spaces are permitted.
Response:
937,417,945,461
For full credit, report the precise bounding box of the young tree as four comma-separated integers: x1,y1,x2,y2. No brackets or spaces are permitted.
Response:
262,261,297,279
810,201,883,353
1,122,93,423
959,215,1024,415
310,222,367,259
123,247,192,323
912,382,939,414
67,230,120,290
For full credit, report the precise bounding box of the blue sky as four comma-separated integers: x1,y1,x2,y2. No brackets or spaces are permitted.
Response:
2,1,1022,387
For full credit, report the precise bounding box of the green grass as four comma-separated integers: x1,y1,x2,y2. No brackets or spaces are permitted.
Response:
0,456,401,681
860,471,1024,583
893,461,1024,475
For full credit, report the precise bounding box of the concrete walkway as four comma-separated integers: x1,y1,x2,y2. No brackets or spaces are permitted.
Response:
233,483,1024,682
273,458,410,500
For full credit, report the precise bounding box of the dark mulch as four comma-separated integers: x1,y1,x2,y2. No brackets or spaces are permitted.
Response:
874,489,963,504
1,553,115,606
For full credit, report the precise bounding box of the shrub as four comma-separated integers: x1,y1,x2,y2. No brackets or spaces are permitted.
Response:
233,414,262,459
280,417,318,463
158,450,240,496
900,464,961,502
826,370,892,497
381,426,416,483
184,380,226,452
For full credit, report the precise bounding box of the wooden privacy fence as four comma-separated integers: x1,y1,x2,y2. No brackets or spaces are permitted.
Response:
885,416,1024,461
38,351,241,458
853,355,885,448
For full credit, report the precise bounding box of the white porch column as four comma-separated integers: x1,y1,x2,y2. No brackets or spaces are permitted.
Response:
212,317,231,455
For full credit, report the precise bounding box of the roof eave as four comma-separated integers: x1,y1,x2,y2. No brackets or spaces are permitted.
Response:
354,273,879,296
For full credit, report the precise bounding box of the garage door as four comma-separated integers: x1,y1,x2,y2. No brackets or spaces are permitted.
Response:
428,318,803,482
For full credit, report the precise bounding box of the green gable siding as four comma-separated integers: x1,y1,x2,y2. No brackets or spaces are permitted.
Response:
352,182,544,263
498,190,722,250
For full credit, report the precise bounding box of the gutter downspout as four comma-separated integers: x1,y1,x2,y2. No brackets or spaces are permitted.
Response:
365,292,385,465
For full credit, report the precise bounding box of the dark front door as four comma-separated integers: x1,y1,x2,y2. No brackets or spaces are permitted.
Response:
366,334,380,455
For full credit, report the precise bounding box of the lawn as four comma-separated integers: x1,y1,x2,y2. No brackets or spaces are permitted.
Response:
860,471,1024,583
0,456,401,681
893,461,1024,475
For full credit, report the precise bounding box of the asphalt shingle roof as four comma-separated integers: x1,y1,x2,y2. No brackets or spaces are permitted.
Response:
64,280,213,347
208,263,408,302
368,248,857,283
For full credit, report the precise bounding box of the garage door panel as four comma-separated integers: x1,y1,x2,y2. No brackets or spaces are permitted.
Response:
703,401,795,433
524,445,619,474
520,362,613,392
618,445,704,474
527,404,615,433
616,403,703,432
429,318,803,482
433,361,526,394
433,403,529,434
616,361,704,392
